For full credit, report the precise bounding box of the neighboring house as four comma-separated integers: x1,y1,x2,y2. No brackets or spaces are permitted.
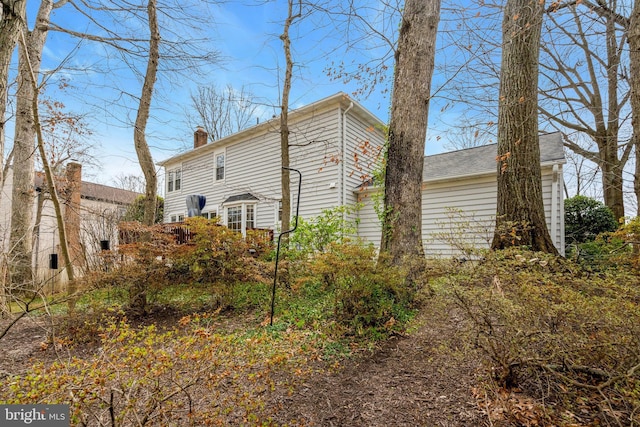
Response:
159,92,566,256
358,132,566,256
0,163,141,287
158,92,386,235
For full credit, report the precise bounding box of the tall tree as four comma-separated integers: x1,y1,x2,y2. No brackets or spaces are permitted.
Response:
9,0,63,288
491,0,558,254
134,0,159,227
381,0,441,264
629,0,640,216
279,0,301,235
0,0,26,312
0,0,26,197
540,2,631,221
438,0,632,217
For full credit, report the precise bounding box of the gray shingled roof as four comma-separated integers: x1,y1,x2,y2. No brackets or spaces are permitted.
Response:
423,132,565,182
222,193,260,204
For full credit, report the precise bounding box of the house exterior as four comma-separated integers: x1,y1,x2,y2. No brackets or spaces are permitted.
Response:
357,132,566,256
159,92,566,256
158,92,386,235
0,164,141,287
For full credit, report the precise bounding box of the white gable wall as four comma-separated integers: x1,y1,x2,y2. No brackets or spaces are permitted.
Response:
163,108,350,229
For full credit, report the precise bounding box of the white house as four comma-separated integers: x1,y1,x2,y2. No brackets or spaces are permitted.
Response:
0,164,141,287
159,92,566,256
357,133,566,256
158,92,386,235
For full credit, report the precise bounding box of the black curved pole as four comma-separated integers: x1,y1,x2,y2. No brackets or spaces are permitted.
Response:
270,167,302,326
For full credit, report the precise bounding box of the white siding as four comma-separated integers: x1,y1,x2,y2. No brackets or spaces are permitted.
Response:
356,191,382,244
357,167,564,257
162,108,344,228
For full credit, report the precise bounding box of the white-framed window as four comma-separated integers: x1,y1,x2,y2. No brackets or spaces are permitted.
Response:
167,168,182,192
215,153,225,181
225,203,256,235
227,206,242,231
246,205,255,229
169,213,185,223
201,209,218,220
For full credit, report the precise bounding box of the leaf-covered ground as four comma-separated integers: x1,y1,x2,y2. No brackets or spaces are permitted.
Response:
0,304,490,426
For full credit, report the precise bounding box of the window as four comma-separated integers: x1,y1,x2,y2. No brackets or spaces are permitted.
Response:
169,214,184,223
167,168,181,192
225,204,256,235
227,206,242,231
175,170,181,190
246,205,255,230
200,211,218,220
215,154,225,181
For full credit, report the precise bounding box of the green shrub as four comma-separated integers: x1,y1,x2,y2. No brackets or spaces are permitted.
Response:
288,205,360,259
565,195,618,245
305,243,413,336
565,233,629,268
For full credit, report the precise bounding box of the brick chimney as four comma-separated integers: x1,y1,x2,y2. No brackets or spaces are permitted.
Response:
194,126,208,149
64,162,84,270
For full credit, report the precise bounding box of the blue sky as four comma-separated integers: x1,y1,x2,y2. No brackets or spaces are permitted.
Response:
7,0,502,190
6,0,406,187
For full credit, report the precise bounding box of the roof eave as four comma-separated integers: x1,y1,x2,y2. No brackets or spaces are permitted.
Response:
354,158,566,193
158,92,384,167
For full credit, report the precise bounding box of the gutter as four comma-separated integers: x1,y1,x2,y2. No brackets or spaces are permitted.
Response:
551,164,559,250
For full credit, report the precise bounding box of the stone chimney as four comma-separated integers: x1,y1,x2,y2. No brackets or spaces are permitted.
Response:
194,126,208,149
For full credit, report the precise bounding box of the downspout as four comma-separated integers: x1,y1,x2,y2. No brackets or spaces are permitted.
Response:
559,165,565,256
550,164,559,252
341,102,354,207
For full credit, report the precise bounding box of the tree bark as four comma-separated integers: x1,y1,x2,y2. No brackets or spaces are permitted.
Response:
381,0,441,264
9,0,57,288
134,0,159,227
630,0,640,217
279,0,300,236
18,18,77,309
0,0,26,195
492,0,559,255
0,0,26,313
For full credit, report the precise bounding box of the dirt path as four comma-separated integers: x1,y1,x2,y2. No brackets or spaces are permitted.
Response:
270,308,490,426
1,306,491,426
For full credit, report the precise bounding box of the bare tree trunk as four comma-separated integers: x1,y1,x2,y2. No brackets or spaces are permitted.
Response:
134,0,159,227
9,0,67,289
127,0,160,313
381,0,441,264
0,0,26,315
0,0,26,195
630,0,640,216
19,27,77,309
279,0,300,236
540,3,630,221
492,0,558,255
